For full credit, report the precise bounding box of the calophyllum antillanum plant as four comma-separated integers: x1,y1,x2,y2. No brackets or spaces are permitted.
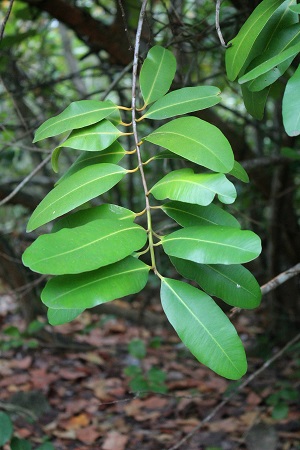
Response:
23,42,262,380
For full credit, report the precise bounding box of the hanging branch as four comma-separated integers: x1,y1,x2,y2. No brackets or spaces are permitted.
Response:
167,331,300,450
215,0,230,48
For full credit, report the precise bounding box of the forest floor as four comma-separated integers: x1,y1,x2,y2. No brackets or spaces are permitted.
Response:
0,293,299,450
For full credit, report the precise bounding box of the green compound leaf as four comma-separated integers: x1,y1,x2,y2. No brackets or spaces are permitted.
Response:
238,40,300,85
161,226,261,264
26,163,127,231
245,23,300,92
241,84,270,119
47,308,84,326
0,412,13,446
57,141,126,184
57,119,122,151
160,278,247,379
171,257,262,309
283,64,300,136
33,100,117,142
141,86,221,120
229,161,249,183
52,204,135,232
139,45,176,106
161,201,240,228
150,169,236,206
23,220,147,275
144,117,234,173
225,0,291,81
42,256,150,309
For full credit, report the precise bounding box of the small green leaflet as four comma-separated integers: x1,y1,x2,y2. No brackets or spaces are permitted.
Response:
144,117,234,173
52,203,135,232
170,257,262,309
141,86,221,120
139,46,176,106
162,226,261,264
41,256,150,309
229,161,249,183
47,308,84,326
33,100,117,142
161,201,240,228
245,23,300,92
241,84,270,119
56,141,126,184
57,119,123,151
27,163,127,231
282,64,300,136
0,412,13,446
150,169,236,206
238,40,300,84
160,278,247,379
225,0,288,81
23,219,147,275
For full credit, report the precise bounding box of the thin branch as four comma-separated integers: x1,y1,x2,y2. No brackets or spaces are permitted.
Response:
0,154,51,207
0,0,14,41
215,0,230,48
261,262,300,295
167,331,300,450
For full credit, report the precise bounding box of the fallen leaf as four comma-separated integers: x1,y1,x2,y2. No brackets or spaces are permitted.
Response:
61,413,90,430
76,425,102,444
102,431,128,450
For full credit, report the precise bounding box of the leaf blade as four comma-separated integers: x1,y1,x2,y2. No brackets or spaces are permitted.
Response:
171,257,262,309
144,117,234,173
142,86,221,120
161,278,247,379
27,163,127,231
282,64,300,136
140,46,176,106
162,226,261,264
150,169,237,206
33,100,117,142
41,256,150,309
23,220,147,274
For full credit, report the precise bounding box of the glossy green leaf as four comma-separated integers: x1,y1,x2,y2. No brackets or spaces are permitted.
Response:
51,147,62,173
52,204,135,232
246,23,300,92
225,0,292,81
162,226,261,264
57,141,126,184
283,64,300,136
161,201,240,228
144,117,234,173
42,256,150,309
0,412,13,446
33,100,117,142
47,308,84,325
139,45,176,106
160,278,247,379
229,161,249,183
11,437,32,450
27,163,126,231
170,257,261,308
150,169,236,206
58,120,122,151
239,40,300,84
241,84,270,119
290,4,300,12
141,86,221,120
23,220,147,275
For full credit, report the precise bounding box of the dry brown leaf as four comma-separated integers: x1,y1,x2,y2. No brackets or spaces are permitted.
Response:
61,413,90,430
102,431,128,450
76,425,102,444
